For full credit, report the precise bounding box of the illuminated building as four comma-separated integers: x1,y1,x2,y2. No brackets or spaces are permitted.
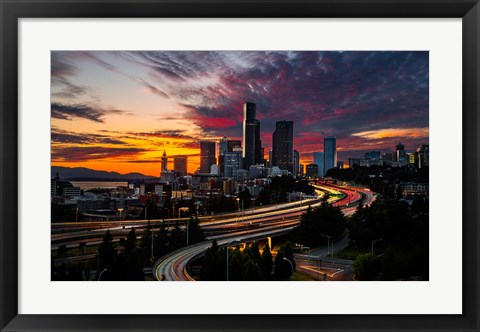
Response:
324,136,337,173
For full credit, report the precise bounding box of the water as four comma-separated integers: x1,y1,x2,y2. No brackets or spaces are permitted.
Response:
70,181,128,191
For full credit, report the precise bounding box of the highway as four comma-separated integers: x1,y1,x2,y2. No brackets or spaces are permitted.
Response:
51,193,325,249
51,182,376,280
152,183,375,281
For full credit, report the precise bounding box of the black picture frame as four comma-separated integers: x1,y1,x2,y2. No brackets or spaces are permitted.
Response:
1,0,479,331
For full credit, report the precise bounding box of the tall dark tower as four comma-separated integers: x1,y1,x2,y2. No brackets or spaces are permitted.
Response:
242,102,262,169
200,141,216,173
272,121,294,172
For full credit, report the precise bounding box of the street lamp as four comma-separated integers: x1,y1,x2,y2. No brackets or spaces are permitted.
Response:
283,257,294,276
95,250,100,267
177,207,190,246
117,208,124,221
226,239,242,281
321,234,332,258
371,239,383,255
98,268,108,281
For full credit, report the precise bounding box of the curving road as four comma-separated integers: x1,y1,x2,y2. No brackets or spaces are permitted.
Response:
153,183,375,281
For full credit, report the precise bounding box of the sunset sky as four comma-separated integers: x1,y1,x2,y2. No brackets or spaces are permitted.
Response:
51,51,429,176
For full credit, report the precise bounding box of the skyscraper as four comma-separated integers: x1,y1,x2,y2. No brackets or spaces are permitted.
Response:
272,121,294,172
173,156,188,176
242,102,262,169
219,137,229,156
313,152,325,177
324,136,337,174
200,141,216,173
416,144,429,168
227,140,241,152
396,142,406,163
218,137,228,176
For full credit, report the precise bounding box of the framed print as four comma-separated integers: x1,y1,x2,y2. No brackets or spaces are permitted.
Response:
1,0,479,331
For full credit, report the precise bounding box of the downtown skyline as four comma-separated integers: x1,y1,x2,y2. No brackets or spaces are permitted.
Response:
51,51,429,176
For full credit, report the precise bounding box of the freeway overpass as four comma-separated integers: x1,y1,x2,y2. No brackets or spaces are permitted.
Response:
51,183,375,275
152,184,374,281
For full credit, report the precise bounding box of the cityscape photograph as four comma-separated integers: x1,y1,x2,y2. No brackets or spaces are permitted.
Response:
51,51,429,281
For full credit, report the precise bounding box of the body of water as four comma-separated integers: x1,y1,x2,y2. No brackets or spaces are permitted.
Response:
70,181,128,191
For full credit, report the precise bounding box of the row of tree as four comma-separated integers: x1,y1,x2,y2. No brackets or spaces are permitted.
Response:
326,165,429,199
52,216,205,281
292,201,347,247
349,197,429,280
200,241,296,281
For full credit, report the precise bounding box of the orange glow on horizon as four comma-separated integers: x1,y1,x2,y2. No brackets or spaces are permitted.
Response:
352,127,429,140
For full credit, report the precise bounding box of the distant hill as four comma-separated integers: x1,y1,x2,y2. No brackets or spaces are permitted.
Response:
51,166,156,181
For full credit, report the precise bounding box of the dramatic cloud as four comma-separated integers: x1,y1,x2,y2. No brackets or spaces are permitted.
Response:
51,128,127,145
51,146,147,162
51,102,125,123
126,130,194,140
352,128,429,140
51,51,429,171
119,51,428,148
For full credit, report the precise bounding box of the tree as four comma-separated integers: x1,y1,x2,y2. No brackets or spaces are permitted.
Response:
124,228,137,256
353,253,383,280
96,230,116,279
238,188,252,208
244,242,261,263
186,215,205,245
154,222,169,259
348,197,429,281
295,203,346,247
243,258,262,281
52,262,85,281
274,243,296,280
140,221,154,265
229,248,244,281
257,188,272,206
168,220,185,251
201,240,226,281
260,243,273,280
274,251,290,281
